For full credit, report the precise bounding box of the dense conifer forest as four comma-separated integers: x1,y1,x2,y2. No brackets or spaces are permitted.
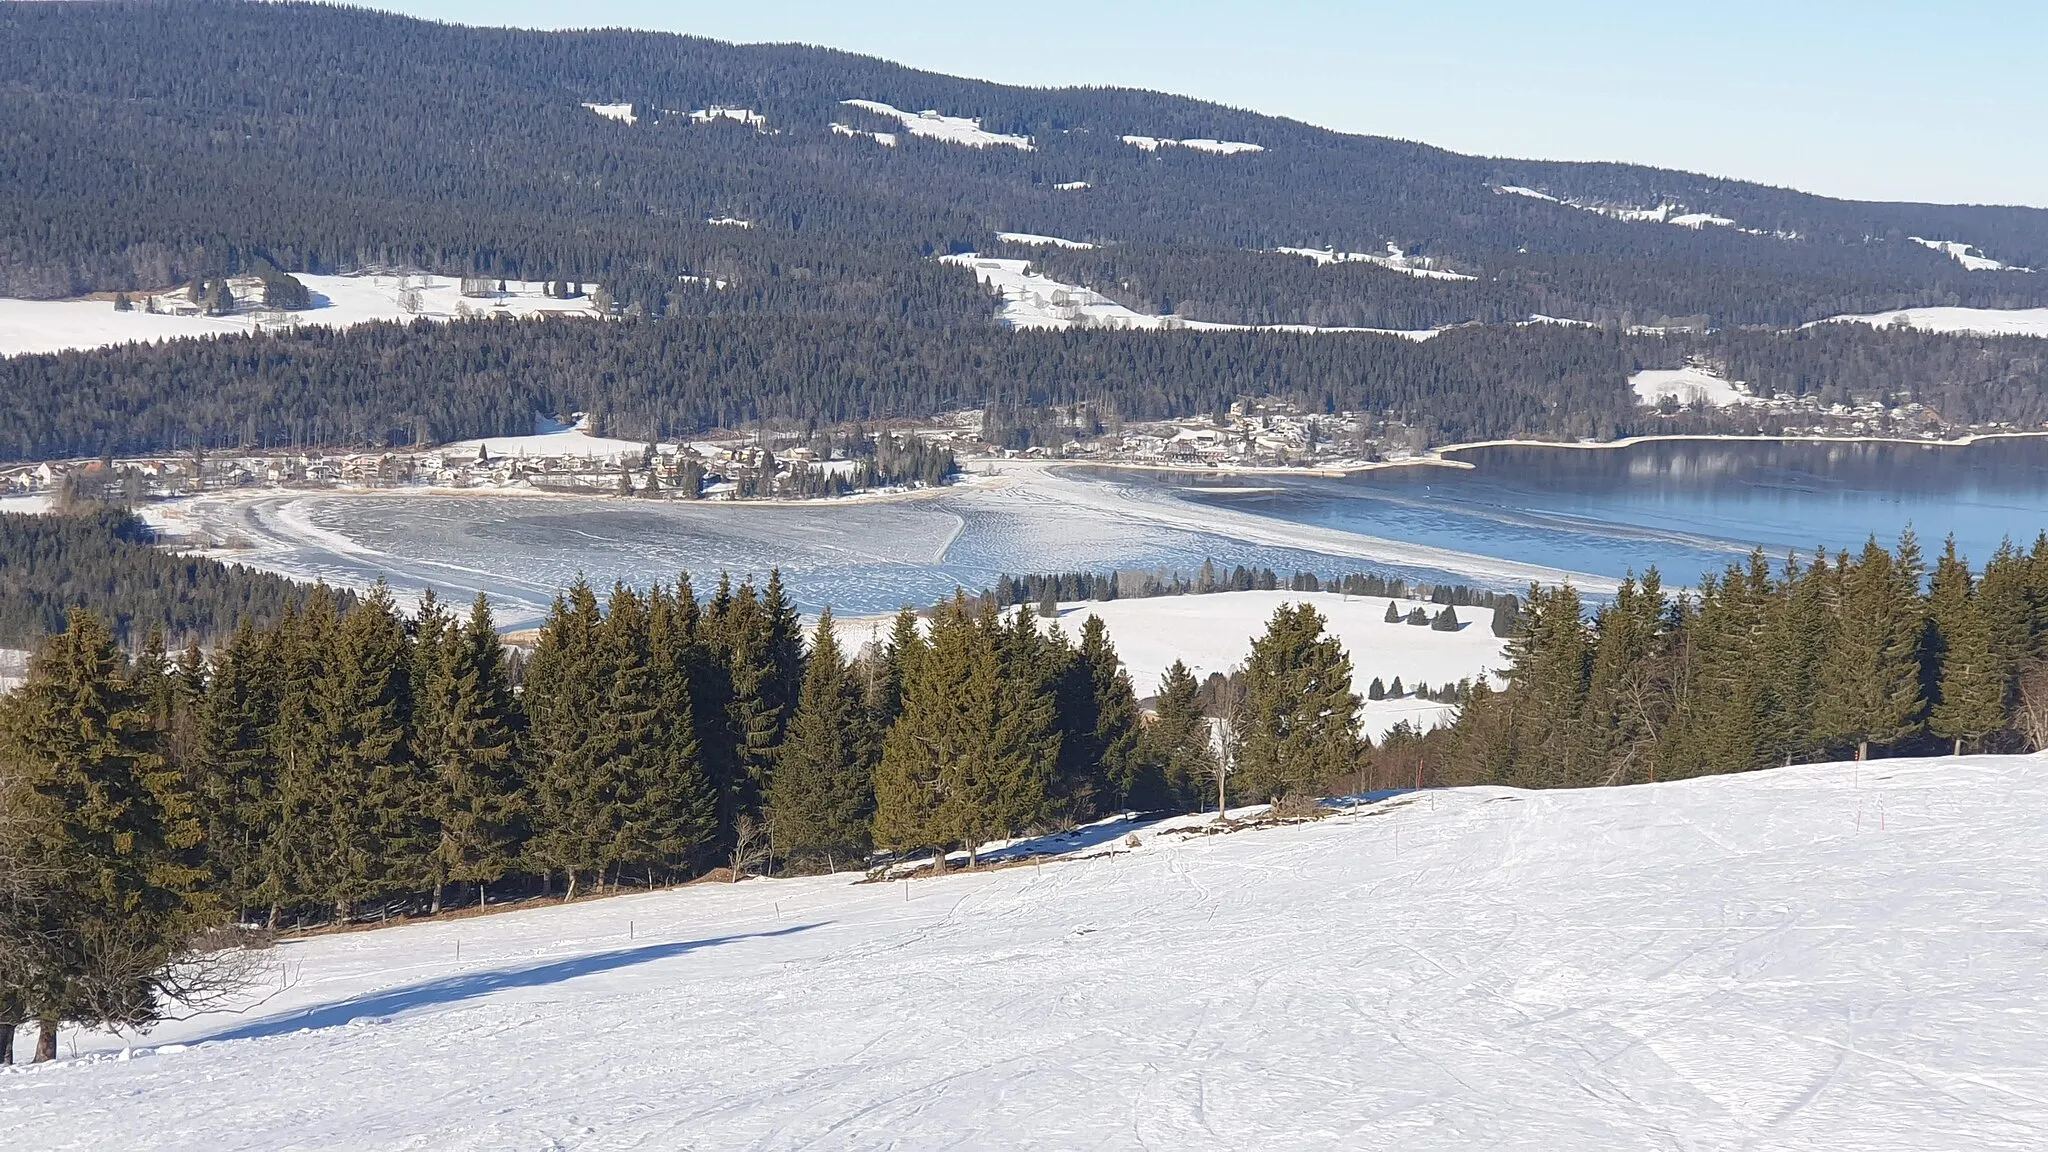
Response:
6,315,2048,462
3,1,2045,329
0,509,345,649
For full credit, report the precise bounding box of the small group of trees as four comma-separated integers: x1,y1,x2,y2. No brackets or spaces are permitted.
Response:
1384,601,1461,630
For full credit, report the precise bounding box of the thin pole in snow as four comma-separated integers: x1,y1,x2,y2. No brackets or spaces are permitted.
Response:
455,939,460,962
629,920,634,941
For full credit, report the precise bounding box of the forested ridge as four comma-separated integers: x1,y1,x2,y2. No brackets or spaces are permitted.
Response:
3,1,2045,330
5,313,2047,462
0,509,346,649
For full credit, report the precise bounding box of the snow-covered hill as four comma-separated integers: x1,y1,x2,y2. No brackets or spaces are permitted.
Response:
9,754,2043,1149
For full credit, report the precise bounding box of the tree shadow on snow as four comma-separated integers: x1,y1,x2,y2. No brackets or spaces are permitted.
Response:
192,922,825,1046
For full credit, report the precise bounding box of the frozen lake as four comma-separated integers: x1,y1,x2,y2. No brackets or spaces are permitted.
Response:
175,438,2048,628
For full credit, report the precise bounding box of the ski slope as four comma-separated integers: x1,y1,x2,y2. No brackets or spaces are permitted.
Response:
8,753,2044,1149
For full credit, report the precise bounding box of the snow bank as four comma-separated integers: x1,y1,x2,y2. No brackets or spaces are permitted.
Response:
940,254,1438,339
841,99,1034,150
1122,135,1262,155
1631,366,1751,407
1910,236,2031,273
0,275,600,358
1817,306,2048,339
1041,588,1504,738
17,753,2045,1149
580,101,636,125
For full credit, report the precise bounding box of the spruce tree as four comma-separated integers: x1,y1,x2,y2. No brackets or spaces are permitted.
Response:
524,582,606,898
1232,603,1362,801
1137,660,1216,811
873,596,965,861
427,595,527,907
312,584,420,918
766,609,874,870
1076,615,1141,809
1816,538,1926,760
2,610,207,1058
1929,539,2005,754
261,589,339,924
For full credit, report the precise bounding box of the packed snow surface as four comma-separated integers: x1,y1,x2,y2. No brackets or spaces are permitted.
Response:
0,275,599,358
996,232,1096,249
579,101,636,125
11,753,2045,1149
1818,306,2048,339
1038,589,1504,738
1122,135,1263,155
1910,236,2030,272
941,255,1438,339
1631,366,1751,407
841,100,1034,150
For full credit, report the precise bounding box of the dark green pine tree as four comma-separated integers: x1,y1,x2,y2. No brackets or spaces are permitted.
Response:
1137,659,1217,812
192,620,279,919
261,589,339,924
1976,540,2034,708
1578,571,1666,786
956,602,1058,863
2,610,208,1059
766,609,875,871
427,594,527,909
524,581,606,898
1928,538,2005,754
1075,615,1141,810
643,581,718,880
1384,600,1401,624
1816,538,1926,760
873,596,963,862
720,579,782,841
312,584,422,919
1232,602,1362,802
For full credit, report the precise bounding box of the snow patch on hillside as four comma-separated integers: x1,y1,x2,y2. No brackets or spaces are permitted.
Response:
942,254,1438,339
830,122,897,147
443,415,654,463
996,232,1096,249
580,102,636,125
1631,365,1751,407
706,216,752,229
841,100,1034,150
1123,135,1263,155
1909,236,2031,272
0,275,600,358
1274,244,1478,282
1818,306,2048,339
18,754,2046,1149
1493,186,1746,232
1054,180,1091,191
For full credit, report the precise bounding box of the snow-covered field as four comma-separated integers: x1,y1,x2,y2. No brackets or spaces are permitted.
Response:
1037,590,1505,737
442,415,653,463
1631,366,1751,408
1122,135,1263,155
9,753,2043,1149
841,100,1034,150
0,275,599,358
1818,306,2048,339
941,255,1439,339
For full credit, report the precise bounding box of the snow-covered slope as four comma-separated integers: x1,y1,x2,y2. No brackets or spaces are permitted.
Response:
10,754,2044,1149
1631,366,1752,407
1910,236,2031,272
941,255,1439,339
0,275,600,358
1817,305,2048,339
1040,589,1504,738
841,100,1034,150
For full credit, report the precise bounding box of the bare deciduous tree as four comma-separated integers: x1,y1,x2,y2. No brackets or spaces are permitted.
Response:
2016,662,2048,752
729,814,770,882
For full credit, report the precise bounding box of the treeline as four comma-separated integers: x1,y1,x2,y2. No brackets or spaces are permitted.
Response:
0,578,1386,1058
1441,534,2048,789
989,562,1518,621
0,509,344,649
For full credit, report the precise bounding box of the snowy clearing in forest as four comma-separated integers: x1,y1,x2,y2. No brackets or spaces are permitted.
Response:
1122,135,1263,155
940,255,1438,339
579,101,636,124
840,100,1034,150
1036,589,1504,737
1272,244,1478,281
1818,305,2048,339
1910,237,2031,272
995,232,1096,249
9,753,2044,1149
1630,366,1751,408
0,275,600,358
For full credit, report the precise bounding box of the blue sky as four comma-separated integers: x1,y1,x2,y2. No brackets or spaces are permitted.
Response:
364,0,2044,207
